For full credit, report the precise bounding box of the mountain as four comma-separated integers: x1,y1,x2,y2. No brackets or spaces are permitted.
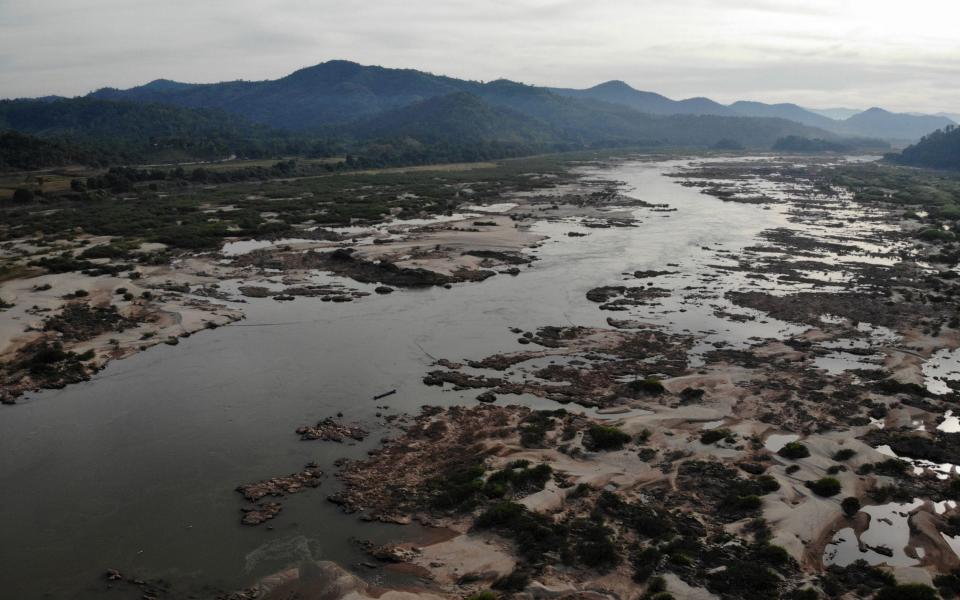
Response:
935,112,960,123
888,126,960,170
350,92,559,144
550,80,732,116
349,85,875,151
91,60,476,130
808,107,862,120
728,101,838,130
81,61,939,144
842,107,955,142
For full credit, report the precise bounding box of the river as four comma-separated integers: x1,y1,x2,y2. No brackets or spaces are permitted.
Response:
0,156,875,598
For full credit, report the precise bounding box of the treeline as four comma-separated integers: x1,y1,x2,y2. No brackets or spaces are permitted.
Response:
0,131,116,170
889,126,960,170
0,98,335,170
83,160,301,192
772,136,853,152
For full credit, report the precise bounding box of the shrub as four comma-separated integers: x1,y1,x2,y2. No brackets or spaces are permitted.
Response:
778,442,810,460
841,497,861,517
874,583,939,600
807,477,842,497
679,387,705,403
833,448,857,461
585,425,632,451
631,546,663,582
700,428,733,445
571,518,619,569
630,378,665,395
919,228,956,242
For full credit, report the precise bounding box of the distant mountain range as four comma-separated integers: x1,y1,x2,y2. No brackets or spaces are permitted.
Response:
3,60,956,168
82,61,952,143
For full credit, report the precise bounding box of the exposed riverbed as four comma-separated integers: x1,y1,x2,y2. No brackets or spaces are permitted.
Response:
1,155,951,598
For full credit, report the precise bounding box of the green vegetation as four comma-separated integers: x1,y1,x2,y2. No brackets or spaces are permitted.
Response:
891,125,960,170
519,409,566,448
0,152,588,258
699,428,733,445
482,462,553,499
807,477,842,497
829,163,960,220
778,442,810,460
430,460,553,510
873,583,940,600
584,424,632,451
475,500,619,569
773,136,852,152
821,560,896,597
833,448,857,461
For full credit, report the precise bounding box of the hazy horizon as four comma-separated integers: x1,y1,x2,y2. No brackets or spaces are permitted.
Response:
1,0,958,114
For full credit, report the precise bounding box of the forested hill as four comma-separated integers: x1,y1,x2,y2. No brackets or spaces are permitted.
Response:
90,61,477,131
0,97,309,166
889,126,960,170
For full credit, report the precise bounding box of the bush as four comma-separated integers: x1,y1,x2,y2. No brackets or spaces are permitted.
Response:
833,448,857,461
807,477,842,497
571,518,619,569
700,428,733,445
841,497,861,517
874,583,939,600
585,425,632,451
778,442,810,460
919,228,956,242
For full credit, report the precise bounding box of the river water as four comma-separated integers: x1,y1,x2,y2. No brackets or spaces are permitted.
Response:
0,157,888,598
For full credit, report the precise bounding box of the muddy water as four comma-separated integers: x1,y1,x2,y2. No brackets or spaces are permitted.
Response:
0,157,878,598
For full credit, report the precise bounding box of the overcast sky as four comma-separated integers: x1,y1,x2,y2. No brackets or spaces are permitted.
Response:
1,0,958,113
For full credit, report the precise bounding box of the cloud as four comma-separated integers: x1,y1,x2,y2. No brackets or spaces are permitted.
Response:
0,0,957,112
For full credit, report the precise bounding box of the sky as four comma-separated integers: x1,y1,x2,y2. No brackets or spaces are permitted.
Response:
1,0,958,114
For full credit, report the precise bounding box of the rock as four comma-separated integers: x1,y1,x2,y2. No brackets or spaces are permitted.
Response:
238,286,271,298
738,462,767,475
241,502,282,525
104,569,123,581
476,391,497,403
369,543,421,563
374,286,394,294
296,418,368,442
234,463,323,524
